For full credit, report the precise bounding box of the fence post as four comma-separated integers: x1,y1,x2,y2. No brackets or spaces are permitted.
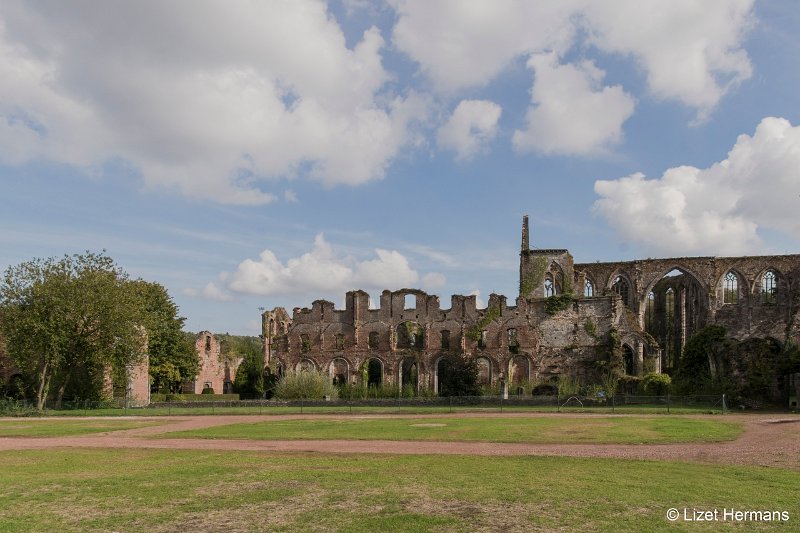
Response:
449,396,453,413
667,394,670,414
611,394,615,414
300,398,304,414
84,399,88,417
722,394,726,415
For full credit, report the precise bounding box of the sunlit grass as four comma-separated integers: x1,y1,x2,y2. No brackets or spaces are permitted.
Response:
161,416,742,444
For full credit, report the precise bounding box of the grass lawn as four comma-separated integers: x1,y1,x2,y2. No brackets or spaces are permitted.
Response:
0,448,795,532
161,416,742,444
0,418,165,437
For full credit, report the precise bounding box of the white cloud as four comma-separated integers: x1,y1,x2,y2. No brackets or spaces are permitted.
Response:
283,189,298,203
422,272,447,288
593,117,800,255
437,99,501,160
582,0,754,121
0,1,427,204
512,54,635,155
202,282,235,302
224,234,423,297
390,0,754,117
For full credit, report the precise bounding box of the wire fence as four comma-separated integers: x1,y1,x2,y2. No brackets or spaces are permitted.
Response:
0,394,729,416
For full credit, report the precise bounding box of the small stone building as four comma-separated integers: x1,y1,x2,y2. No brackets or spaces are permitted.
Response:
184,331,241,394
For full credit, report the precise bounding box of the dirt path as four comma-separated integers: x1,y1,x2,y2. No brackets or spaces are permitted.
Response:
1,413,798,469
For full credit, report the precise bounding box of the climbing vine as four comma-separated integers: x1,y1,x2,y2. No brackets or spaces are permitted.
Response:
466,305,500,341
544,294,574,315
519,256,548,297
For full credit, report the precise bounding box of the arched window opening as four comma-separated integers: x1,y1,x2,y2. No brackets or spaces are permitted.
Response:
507,328,519,354
334,334,345,351
331,358,348,386
401,358,418,391
544,276,555,297
404,294,416,310
612,276,630,306
366,358,382,387
623,345,635,376
762,270,777,304
723,271,738,304
297,358,316,372
300,334,310,353
584,279,594,297
440,329,450,350
476,357,491,385
645,291,655,330
510,356,530,385
396,321,422,350
205,335,211,351
478,330,487,349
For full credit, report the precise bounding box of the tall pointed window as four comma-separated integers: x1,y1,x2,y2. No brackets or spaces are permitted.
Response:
612,276,630,306
762,270,777,303
723,271,738,304
645,291,655,329
584,279,594,297
544,276,555,297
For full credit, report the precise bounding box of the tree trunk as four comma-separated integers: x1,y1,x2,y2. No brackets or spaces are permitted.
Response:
36,361,50,411
55,371,72,409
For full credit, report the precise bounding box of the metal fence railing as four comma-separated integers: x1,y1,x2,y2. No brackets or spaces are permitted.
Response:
0,394,730,416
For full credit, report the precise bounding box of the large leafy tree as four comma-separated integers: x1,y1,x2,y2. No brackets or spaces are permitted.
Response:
437,353,480,397
217,334,266,397
133,281,198,393
0,252,146,409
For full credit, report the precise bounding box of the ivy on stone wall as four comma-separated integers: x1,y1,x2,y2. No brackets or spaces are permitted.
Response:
466,305,500,341
519,255,548,297
544,294,574,315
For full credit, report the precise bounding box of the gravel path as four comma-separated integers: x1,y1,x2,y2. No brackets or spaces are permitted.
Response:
1,413,797,469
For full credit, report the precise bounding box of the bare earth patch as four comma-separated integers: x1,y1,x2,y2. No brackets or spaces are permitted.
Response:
0,413,797,470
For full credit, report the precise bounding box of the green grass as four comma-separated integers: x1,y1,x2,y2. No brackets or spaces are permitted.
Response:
35,402,727,417
0,449,795,532
161,416,742,444
0,419,165,437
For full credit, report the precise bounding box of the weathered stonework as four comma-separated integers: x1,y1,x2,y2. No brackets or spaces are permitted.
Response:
185,331,241,394
261,217,800,397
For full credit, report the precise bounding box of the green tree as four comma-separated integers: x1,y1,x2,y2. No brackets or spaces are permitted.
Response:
132,281,197,393
217,334,265,397
436,353,480,397
0,252,146,410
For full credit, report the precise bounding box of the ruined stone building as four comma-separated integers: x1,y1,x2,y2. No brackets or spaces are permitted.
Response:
183,331,242,394
262,216,799,397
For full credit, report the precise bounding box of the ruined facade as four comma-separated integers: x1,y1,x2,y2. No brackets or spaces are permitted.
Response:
184,331,242,394
261,217,800,396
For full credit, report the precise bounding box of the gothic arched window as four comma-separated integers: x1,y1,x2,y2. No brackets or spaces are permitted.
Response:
723,271,738,304
584,279,594,297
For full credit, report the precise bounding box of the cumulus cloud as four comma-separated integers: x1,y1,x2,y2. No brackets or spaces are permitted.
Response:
0,1,427,204
182,282,235,301
223,234,425,297
390,0,753,117
437,99,502,160
422,272,447,288
593,117,800,255
512,54,634,155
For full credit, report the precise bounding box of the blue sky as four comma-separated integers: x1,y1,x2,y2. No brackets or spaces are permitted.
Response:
2,0,799,335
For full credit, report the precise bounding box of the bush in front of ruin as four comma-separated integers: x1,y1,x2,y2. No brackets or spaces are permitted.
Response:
273,370,338,400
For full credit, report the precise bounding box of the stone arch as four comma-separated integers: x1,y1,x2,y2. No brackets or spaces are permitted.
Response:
508,355,531,386
608,271,634,307
622,344,635,376
434,356,446,394
330,357,349,386
546,262,565,295
365,357,383,387
755,267,784,304
400,357,419,390
639,265,708,373
296,358,316,373
584,277,595,297
396,321,423,350
475,356,492,385
716,268,748,306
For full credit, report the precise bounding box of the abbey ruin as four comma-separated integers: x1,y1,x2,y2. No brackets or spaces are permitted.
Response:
261,217,800,398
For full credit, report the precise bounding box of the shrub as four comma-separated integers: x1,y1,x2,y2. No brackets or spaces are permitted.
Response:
201,387,215,394
274,370,338,400
640,373,672,395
